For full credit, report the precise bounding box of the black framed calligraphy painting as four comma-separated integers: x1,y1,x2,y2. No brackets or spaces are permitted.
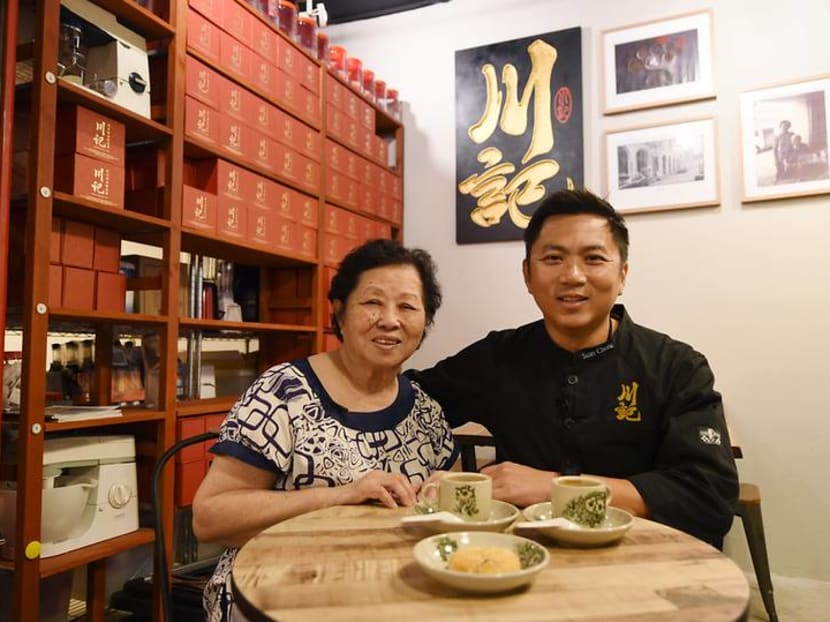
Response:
455,27,583,244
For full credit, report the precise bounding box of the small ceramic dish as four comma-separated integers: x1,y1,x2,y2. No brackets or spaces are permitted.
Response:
519,502,633,547
413,531,549,593
403,500,520,533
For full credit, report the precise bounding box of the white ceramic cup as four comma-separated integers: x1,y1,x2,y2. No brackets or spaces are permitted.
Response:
419,472,492,521
550,475,611,528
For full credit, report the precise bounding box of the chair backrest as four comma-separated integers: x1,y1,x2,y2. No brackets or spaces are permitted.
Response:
152,432,219,622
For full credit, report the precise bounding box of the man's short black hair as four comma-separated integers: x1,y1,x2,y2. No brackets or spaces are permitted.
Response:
523,188,629,263
328,239,442,341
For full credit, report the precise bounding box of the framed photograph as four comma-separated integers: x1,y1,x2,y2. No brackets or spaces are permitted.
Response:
739,76,830,202
602,10,715,114
604,118,719,214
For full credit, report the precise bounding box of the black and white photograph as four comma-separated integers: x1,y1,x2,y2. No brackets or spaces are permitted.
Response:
740,76,830,202
605,118,719,213
602,11,714,114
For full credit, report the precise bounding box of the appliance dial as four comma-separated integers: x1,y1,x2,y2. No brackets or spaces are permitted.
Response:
108,483,133,509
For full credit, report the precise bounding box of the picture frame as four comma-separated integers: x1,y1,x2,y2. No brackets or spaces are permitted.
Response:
602,10,715,114
739,75,830,202
604,117,719,214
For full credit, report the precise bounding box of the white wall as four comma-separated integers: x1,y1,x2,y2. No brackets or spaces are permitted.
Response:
329,0,830,580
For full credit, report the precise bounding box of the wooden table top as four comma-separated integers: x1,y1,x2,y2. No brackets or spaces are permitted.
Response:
232,505,749,622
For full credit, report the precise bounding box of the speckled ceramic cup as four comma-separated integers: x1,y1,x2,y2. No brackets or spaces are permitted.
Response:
420,473,492,521
550,475,611,528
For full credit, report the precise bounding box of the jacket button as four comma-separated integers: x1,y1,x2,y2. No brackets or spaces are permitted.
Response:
567,374,578,385
563,417,576,430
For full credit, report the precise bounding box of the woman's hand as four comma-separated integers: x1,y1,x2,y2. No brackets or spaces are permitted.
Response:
337,470,418,508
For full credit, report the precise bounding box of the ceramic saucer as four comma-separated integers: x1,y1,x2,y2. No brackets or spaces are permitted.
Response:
518,502,633,547
402,500,520,533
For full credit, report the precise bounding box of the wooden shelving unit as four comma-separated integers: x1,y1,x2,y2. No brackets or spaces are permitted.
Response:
1,0,404,619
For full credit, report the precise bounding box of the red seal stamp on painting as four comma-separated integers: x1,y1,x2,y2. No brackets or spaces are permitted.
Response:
554,87,573,124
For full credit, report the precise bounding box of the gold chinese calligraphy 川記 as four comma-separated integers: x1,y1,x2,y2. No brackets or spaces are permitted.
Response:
455,29,582,241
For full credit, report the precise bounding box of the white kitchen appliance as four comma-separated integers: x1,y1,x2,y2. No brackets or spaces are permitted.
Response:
0,435,138,559
60,0,151,117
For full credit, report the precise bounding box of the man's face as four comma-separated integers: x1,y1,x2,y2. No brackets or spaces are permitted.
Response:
523,214,628,350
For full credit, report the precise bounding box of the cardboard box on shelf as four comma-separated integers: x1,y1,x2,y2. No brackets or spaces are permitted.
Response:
297,192,317,227
54,105,126,165
188,0,224,25
251,18,278,64
185,95,220,145
93,227,121,273
185,55,223,108
251,56,277,96
221,81,254,123
186,9,221,63
182,185,217,233
247,205,275,247
216,200,246,241
219,31,251,83
218,114,250,161
61,219,95,268
53,153,125,209
61,266,95,310
95,271,127,312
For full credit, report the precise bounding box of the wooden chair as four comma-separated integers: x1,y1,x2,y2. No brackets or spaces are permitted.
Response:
452,424,779,622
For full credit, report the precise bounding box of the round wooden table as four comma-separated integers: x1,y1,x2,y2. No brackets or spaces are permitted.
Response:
232,505,749,622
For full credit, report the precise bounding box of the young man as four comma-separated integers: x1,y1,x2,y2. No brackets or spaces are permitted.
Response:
411,189,738,548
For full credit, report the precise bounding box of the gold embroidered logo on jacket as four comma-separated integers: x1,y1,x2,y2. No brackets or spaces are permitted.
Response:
615,382,641,422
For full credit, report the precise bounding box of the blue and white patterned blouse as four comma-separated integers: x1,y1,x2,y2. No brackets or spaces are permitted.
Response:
203,359,458,621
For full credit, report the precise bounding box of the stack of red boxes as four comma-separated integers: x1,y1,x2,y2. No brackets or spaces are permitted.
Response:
53,106,126,210
49,218,126,313
175,412,225,506
185,0,322,185
183,156,318,259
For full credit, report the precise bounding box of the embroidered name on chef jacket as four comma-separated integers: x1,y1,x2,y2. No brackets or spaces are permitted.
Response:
698,427,722,445
615,381,642,422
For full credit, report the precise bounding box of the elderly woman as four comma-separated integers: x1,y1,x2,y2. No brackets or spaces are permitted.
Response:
193,239,457,621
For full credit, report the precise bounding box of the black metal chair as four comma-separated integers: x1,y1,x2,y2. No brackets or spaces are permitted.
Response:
152,431,219,622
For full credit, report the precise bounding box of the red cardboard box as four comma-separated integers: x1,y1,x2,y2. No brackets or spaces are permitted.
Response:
250,131,277,173
188,0,224,25
357,214,375,242
377,192,391,221
218,114,250,160
49,264,62,309
342,211,359,240
126,144,166,190
95,271,127,312
343,151,359,182
216,199,247,240
252,19,278,64
344,90,360,120
252,175,277,210
251,57,277,96
186,9,221,63
325,139,342,173
61,266,95,310
273,219,297,254
222,81,253,123
362,159,378,187
184,158,250,202
323,204,343,235
321,232,342,266
377,136,390,168
61,219,95,268
54,153,125,209
390,199,403,225
177,416,206,463
360,100,375,132
390,173,402,199
326,105,343,141
185,95,220,145
55,106,125,165
327,76,344,110
223,0,253,46
375,221,393,240
359,185,377,215
300,125,320,161
300,86,320,124
299,55,320,95
182,185,217,232
51,217,62,264
185,55,223,108
297,223,317,259
275,183,296,222
297,192,317,227
175,460,206,507
220,31,251,83
277,38,299,80
94,227,121,273
253,99,278,139
361,126,375,159
247,205,274,247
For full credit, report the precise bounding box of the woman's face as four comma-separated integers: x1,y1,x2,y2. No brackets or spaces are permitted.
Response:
336,264,426,371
